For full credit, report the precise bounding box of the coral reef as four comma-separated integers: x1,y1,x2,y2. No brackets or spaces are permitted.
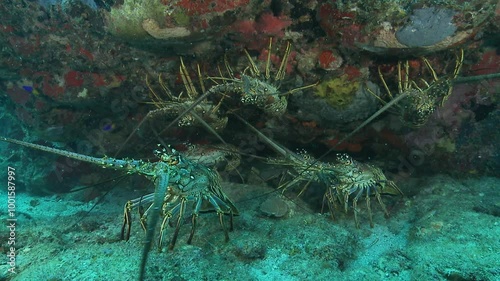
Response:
317,0,497,55
104,0,263,53
105,0,169,40
0,1,499,280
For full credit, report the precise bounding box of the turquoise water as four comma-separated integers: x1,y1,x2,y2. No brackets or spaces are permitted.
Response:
1,1,499,280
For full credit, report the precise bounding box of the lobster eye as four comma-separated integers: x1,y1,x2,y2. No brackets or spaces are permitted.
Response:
168,156,179,165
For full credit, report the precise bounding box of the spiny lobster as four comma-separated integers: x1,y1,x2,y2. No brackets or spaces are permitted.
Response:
205,38,316,116
0,137,238,280
116,38,317,156
234,115,403,228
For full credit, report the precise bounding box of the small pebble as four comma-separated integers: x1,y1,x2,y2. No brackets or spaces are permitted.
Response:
259,196,289,218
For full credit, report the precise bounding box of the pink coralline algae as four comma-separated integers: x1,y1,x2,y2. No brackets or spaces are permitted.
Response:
178,0,250,16
233,12,292,49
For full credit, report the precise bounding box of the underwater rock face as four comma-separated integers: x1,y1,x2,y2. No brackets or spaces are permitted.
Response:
396,7,457,47
293,81,380,126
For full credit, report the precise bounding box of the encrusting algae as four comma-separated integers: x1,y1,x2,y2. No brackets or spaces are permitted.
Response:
315,74,360,110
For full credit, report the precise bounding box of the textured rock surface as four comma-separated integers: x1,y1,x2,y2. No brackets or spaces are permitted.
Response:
292,81,381,126
396,8,457,47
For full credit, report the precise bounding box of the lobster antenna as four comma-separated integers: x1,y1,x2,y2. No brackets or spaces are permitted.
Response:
453,72,500,84
238,89,408,160
318,90,410,159
138,165,171,281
